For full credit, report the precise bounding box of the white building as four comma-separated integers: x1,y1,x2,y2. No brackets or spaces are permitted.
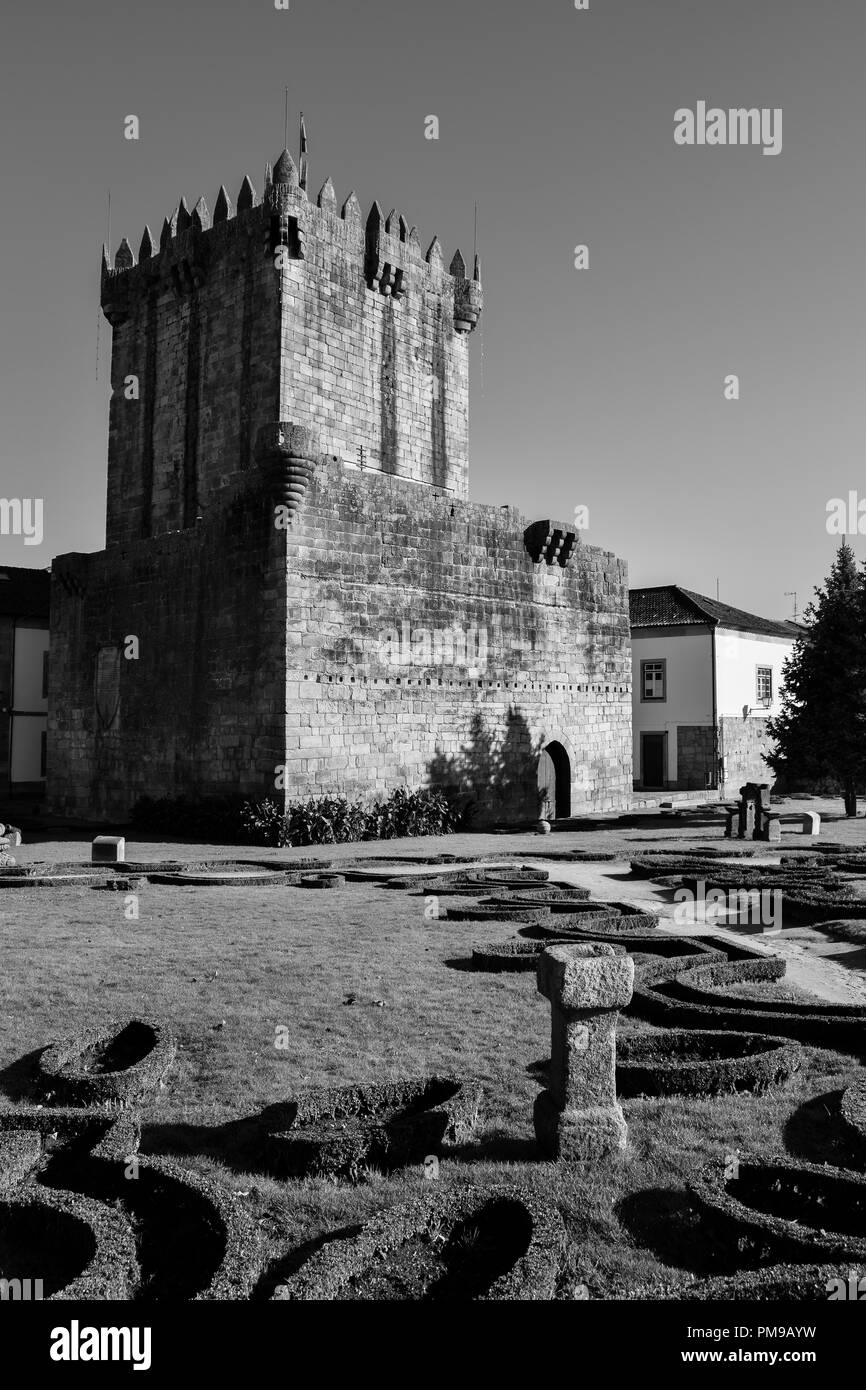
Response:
0,565,50,807
630,586,799,796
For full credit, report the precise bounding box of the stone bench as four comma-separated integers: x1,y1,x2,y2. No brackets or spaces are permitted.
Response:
778,811,821,837
760,811,782,844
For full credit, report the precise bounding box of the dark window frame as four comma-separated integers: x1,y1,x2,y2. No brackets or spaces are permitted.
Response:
640,658,667,703
756,665,773,706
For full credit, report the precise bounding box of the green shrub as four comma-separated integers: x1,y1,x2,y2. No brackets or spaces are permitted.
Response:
131,788,461,847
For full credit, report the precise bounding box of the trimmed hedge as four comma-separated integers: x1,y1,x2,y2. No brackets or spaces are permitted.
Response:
616,1029,803,1097
633,955,866,1053
37,1019,176,1108
272,1183,562,1301
784,889,866,924
690,1155,866,1264
67,1152,261,1300
638,847,759,859
259,1075,483,1182
0,1104,141,1170
483,887,593,904
444,904,554,924
676,1264,847,1301
149,868,287,887
532,911,660,935
384,868,552,895
0,1186,138,1300
841,1080,866,1156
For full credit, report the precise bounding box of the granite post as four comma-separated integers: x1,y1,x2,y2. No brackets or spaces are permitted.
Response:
534,942,633,1160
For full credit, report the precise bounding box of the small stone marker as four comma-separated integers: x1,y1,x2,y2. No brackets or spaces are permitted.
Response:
803,811,821,837
534,942,633,1161
92,835,126,865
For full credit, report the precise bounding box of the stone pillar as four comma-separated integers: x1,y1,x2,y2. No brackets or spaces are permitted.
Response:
534,943,634,1161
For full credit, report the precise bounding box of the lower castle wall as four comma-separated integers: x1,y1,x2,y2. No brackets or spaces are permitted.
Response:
48,456,633,824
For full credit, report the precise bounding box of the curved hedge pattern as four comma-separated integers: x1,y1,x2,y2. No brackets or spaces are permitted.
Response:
691,1155,866,1264
37,1019,176,1107
841,1079,866,1156
0,1104,141,1175
260,1075,483,1181
444,905,554,924
632,956,866,1053
272,1183,562,1301
0,1186,138,1300
616,1029,803,1097
677,1264,845,1301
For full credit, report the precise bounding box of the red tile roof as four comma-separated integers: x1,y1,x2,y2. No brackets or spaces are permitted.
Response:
630,585,800,639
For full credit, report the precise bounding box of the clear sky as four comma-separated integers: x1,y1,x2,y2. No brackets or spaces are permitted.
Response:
1,0,864,622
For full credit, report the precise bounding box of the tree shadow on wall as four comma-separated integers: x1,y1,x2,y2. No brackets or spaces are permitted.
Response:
427,707,544,826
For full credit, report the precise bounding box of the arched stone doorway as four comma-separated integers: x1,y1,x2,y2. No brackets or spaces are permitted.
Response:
537,740,571,820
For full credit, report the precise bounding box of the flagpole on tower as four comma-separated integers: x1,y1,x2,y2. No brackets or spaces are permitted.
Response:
299,111,308,191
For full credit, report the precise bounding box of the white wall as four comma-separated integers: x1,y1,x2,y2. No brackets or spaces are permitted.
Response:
714,629,793,718
631,628,713,781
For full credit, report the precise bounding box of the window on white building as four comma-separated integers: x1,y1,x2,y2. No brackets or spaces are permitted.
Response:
641,659,666,702
756,666,773,706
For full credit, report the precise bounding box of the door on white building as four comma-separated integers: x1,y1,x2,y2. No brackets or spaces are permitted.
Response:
640,732,667,790
10,623,49,788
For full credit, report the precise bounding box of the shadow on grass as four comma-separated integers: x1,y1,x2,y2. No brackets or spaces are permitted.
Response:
253,1223,365,1301
782,1088,864,1169
616,1188,760,1275
140,1117,266,1176
446,1129,540,1165
0,1047,45,1102
442,957,477,972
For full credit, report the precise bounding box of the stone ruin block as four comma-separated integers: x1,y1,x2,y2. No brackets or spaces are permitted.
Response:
91,835,126,865
534,943,633,1161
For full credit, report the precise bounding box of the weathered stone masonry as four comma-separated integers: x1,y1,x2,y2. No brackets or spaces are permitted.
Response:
48,143,632,822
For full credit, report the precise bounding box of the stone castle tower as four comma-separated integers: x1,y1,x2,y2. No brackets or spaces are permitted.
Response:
48,135,632,822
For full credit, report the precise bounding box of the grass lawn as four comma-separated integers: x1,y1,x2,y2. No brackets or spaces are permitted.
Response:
3,830,865,1300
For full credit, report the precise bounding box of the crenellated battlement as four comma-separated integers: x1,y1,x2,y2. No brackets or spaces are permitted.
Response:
100,124,480,546
101,146,481,334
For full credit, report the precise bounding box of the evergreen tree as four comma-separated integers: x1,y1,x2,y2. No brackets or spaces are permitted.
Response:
766,545,866,815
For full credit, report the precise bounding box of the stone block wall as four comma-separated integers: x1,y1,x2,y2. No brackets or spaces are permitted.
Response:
48,483,287,820
51,150,630,826
99,160,475,553
676,724,716,790
49,456,632,823
719,714,776,795
102,212,281,547
277,190,471,494
281,461,632,822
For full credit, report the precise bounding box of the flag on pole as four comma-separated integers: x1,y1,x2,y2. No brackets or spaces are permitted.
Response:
299,112,308,191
